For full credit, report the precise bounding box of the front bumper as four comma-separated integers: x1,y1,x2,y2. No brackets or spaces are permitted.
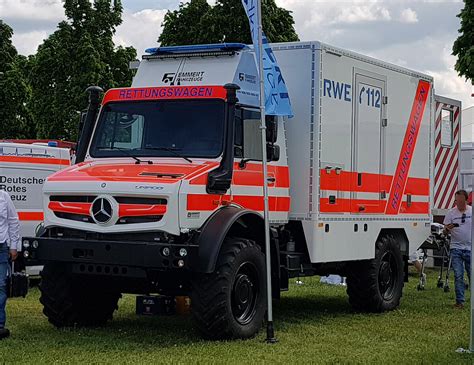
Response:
21,237,198,275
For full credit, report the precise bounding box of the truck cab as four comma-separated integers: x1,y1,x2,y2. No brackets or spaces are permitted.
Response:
24,44,287,339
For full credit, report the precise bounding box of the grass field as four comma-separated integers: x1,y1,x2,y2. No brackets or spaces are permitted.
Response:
0,269,473,364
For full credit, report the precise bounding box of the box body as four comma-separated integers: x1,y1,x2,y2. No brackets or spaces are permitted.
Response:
273,42,434,262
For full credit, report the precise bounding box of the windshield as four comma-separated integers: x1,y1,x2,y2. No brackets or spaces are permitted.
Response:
89,99,226,159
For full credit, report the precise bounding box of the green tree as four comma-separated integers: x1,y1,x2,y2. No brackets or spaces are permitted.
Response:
452,0,474,82
159,0,299,46
0,20,34,139
30,0,137,141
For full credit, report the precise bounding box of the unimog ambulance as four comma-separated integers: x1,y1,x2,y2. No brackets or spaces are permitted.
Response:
23,41,439,339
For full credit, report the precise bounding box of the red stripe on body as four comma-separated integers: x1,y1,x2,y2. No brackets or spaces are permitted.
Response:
320,170,429,196
189,163,290,188
0,156,70,166
386,80,431,214
404,177,430,196
320,198,429,214
233,164,290,188
18,212,44,221
187,194,290,212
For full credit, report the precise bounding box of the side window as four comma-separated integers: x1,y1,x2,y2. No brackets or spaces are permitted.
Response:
441,108,454,148
234,109,243,157
234,108,260,158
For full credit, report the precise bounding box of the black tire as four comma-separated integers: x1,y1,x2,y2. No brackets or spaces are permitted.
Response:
191,237,266,339
346,235,404,312
39,263,120,327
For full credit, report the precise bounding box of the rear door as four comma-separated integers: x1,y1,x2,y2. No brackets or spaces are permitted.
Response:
351,70,387,214
433,95,461,215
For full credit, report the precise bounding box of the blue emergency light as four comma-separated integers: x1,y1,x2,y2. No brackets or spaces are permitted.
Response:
145,43,248,55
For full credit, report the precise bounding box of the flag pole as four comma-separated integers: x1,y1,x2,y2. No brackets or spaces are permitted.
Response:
256,0,277,344
470,98,474,353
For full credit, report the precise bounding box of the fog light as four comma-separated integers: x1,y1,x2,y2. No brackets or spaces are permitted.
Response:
23,250,30,258
32,240,39,248
179,248,187,257
23,240,30,248
177,259,185,268
162,247,170,256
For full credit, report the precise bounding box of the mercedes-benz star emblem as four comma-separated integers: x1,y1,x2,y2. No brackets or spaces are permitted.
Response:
91,197,113,224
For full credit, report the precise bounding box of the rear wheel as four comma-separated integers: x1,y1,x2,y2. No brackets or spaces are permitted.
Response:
346,235,404,312
191,237,266,339
40,263,120,327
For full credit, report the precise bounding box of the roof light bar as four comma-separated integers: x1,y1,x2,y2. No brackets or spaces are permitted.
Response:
145,43,248,55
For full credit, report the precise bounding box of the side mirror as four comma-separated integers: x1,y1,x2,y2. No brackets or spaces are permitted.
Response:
243,119,263,161
265,116,278,143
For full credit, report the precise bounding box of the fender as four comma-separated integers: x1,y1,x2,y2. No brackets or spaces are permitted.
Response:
191,206,263,273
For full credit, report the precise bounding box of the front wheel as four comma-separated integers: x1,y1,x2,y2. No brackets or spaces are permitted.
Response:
40,263,120,327
191,237,266,339
346,235,404,312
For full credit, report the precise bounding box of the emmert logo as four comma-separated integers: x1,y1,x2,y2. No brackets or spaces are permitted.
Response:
162,71,205,85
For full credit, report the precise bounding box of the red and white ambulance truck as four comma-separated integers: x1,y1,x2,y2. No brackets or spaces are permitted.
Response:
0,141,71,275
22,41,446,339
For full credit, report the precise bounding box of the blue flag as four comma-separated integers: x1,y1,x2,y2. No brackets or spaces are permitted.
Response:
241,0,293,117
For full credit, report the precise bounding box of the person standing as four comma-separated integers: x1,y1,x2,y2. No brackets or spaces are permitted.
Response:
0,189,21,339
444,190,472,309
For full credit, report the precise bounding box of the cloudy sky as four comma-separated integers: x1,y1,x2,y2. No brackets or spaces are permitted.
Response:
0,0,472,108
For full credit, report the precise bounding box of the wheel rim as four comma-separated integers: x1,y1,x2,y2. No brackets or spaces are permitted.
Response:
231,262,259,325
378,251,398,301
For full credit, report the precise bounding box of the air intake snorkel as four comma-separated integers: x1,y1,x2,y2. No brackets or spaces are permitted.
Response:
75,86,103,163
206,83,240,194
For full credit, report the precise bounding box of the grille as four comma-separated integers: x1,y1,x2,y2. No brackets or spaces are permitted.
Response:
114,196,167,205
55,212,94,223
50,195,96,202
116,215,164,224
49,195,167,225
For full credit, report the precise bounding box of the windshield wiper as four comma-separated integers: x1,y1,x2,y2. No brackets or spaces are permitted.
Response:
97,146,152,165
144,146,193,163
